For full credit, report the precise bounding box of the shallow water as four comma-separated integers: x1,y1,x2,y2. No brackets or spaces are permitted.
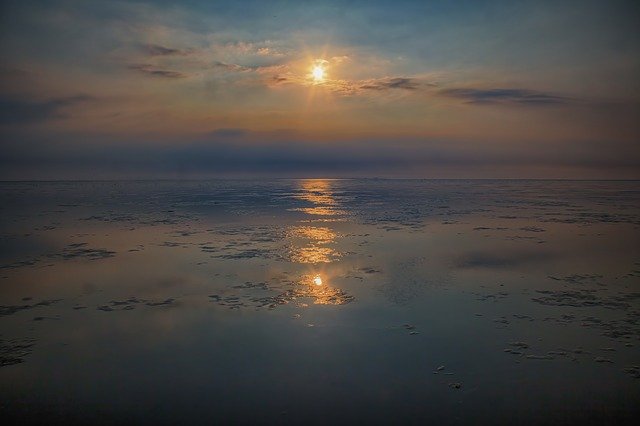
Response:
0,179,639,425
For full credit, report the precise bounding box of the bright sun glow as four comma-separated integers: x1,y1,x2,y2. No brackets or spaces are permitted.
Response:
312,65,325,82
313,275,323,286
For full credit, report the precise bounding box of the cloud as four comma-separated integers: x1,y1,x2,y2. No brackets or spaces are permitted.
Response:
330,55,351,64
267,74,424,95
128,64,187,79
142,44,191,56
326,77,422,95
211,61,252,72
271,75,289,84
210,60,289,75
220,40,289,58
0,95,93,124
439,88,572,106
360,77,419,91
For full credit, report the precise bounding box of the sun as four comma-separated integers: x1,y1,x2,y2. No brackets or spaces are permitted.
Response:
312,65,325,82
309,58,328,84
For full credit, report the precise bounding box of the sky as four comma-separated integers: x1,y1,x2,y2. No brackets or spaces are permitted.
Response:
0,0,639,179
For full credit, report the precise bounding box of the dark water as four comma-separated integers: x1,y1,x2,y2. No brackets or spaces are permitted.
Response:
0,179,639,425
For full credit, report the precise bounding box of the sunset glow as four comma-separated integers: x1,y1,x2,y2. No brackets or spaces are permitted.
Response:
0,1,637,179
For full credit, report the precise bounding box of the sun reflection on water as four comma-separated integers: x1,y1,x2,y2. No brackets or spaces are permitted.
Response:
284,179,352,304
288,226,336,243
290,179,347,217
287,180,346,263
289,246,339,264
298,274,353,305
287,225,341,263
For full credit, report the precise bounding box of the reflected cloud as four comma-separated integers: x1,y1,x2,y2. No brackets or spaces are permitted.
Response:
455,248,555,269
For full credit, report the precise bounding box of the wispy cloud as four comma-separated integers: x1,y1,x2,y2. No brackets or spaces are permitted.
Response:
211,61,252,72
142,44,191,57
360,77,419,91
128,64,187,79
268,74,425,96
439,88,573,106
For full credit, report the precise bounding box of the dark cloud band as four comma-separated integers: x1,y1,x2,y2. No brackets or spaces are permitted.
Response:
439,88,573,106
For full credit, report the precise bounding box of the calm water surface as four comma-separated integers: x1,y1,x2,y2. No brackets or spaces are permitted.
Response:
0,180,639,424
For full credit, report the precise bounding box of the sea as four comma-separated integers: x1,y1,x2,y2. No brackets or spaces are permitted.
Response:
0,179,639,424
